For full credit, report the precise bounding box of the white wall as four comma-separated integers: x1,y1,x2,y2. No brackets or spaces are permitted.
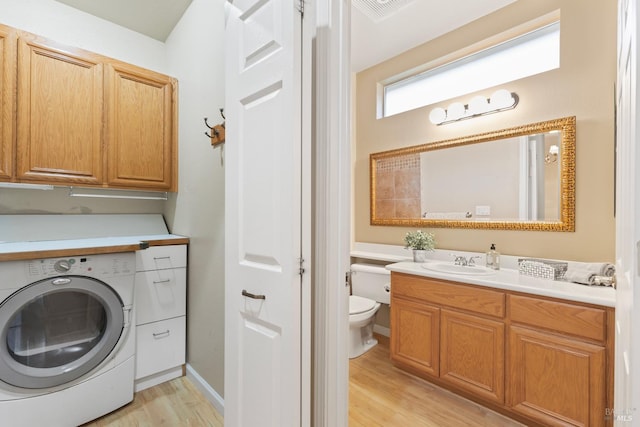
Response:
164,0,227,400
0,0,167,72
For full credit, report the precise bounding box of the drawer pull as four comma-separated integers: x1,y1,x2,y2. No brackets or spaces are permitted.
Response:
242,290,266,300
153,279,171,284
154,256,171,260
152,330,171,339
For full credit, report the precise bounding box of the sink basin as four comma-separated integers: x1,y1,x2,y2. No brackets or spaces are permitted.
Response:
421,262,496,276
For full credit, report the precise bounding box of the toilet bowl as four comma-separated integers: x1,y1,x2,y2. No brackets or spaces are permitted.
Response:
349,263,391,359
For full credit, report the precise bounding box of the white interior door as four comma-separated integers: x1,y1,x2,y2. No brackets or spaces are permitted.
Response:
224,1,303,426
616,0,639,419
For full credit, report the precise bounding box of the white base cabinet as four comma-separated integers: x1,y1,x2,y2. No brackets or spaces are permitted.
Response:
134,244,187,391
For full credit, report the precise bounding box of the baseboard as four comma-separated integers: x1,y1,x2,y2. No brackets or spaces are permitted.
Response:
135,366,183,392
373,324,390,337
186,364,225,416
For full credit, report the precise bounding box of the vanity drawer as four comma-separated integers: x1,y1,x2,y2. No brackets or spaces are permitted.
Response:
136,244,187,271
509,294,607,342
392,273,505,318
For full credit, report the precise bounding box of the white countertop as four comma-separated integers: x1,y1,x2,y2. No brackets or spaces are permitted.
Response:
386,261,616,308
0,234,189,262
0,234,187,255
0,214,188,260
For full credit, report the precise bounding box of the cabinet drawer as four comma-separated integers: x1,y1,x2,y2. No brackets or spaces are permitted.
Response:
135,316,186,380
509,295,607,342
136,245,186,271
392,273,505,318
135,267,186,325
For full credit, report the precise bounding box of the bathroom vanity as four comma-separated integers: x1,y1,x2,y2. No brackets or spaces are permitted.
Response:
386,262,615,427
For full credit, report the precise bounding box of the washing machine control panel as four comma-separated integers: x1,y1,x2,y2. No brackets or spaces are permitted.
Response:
26,253,135,279
53,259,72,273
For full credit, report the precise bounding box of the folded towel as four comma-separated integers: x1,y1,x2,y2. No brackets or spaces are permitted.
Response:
563,261,615,286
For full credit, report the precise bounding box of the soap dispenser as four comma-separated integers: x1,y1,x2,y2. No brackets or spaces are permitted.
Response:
486,243,500,270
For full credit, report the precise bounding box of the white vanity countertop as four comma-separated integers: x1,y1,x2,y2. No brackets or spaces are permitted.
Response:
386,261,616,308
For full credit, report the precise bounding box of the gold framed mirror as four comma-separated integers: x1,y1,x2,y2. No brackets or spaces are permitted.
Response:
370,116,575,231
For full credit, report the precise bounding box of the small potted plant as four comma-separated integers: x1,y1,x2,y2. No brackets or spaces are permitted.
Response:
404,230,436,263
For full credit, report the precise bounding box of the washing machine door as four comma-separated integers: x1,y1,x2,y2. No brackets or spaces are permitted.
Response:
0,275,125,389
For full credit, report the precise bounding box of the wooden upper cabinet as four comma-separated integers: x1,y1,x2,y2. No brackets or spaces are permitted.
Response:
0,25,16,181
16,36,104,185
105,63,177,191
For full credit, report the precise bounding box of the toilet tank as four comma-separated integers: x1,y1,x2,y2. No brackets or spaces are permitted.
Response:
350,263,391,304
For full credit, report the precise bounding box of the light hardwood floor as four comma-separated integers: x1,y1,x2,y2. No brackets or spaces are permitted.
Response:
81,377,223,427
84,335,523,426
349,335,524,427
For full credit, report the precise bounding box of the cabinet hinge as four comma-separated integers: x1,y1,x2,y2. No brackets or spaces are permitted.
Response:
299,257,305,276
297,0,304,17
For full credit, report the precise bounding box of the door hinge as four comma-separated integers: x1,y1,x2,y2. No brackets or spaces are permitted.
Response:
298,257,305,276
345,271,351,288
297,0,304,17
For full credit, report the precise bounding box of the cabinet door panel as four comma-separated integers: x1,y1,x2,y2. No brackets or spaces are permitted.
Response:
508,325,606,426
105,63,177,191
391,298,440,376
17,38,103,184
440,309,505,404
0,25,16,180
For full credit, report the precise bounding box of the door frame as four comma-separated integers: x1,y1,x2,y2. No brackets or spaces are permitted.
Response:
306,0,351,426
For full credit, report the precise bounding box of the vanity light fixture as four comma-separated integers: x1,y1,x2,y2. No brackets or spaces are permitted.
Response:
545,144,559,164
429,89,519,125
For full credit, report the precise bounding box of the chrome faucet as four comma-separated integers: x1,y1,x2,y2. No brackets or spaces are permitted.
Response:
453,255,468,266
453,255,481,266
467,256,481,266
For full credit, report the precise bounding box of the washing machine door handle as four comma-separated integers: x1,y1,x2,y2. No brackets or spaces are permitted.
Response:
51,278,72,286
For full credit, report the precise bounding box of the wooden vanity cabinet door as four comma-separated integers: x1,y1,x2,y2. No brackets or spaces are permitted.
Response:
508,325,606,427
0,25,16,181
391,297,440,377
16,37,104,185
440,309,505,404
105,63,177,191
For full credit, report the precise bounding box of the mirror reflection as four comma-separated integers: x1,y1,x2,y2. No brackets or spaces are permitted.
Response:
370,116,575,231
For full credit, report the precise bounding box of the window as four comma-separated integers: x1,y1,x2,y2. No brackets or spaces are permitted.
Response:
383,22,560,117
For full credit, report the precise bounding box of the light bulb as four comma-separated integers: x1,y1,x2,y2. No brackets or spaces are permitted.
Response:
468,96,490,115
429,107,447,124
549,144,559,155
446,102,465,121
490,89,515,109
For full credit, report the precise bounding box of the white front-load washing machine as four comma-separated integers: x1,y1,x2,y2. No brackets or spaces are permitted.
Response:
0,252,136,427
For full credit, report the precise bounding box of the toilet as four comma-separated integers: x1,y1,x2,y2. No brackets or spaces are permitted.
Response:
349,263,391,358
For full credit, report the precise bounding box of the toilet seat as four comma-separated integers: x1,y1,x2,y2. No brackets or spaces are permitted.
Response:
349,295,377,315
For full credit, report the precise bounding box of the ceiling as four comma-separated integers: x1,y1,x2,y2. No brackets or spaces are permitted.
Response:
54,0,193,42
54,0,516,72
351,0,516,72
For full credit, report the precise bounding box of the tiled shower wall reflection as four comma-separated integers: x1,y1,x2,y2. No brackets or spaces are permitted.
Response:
375,154,421,218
